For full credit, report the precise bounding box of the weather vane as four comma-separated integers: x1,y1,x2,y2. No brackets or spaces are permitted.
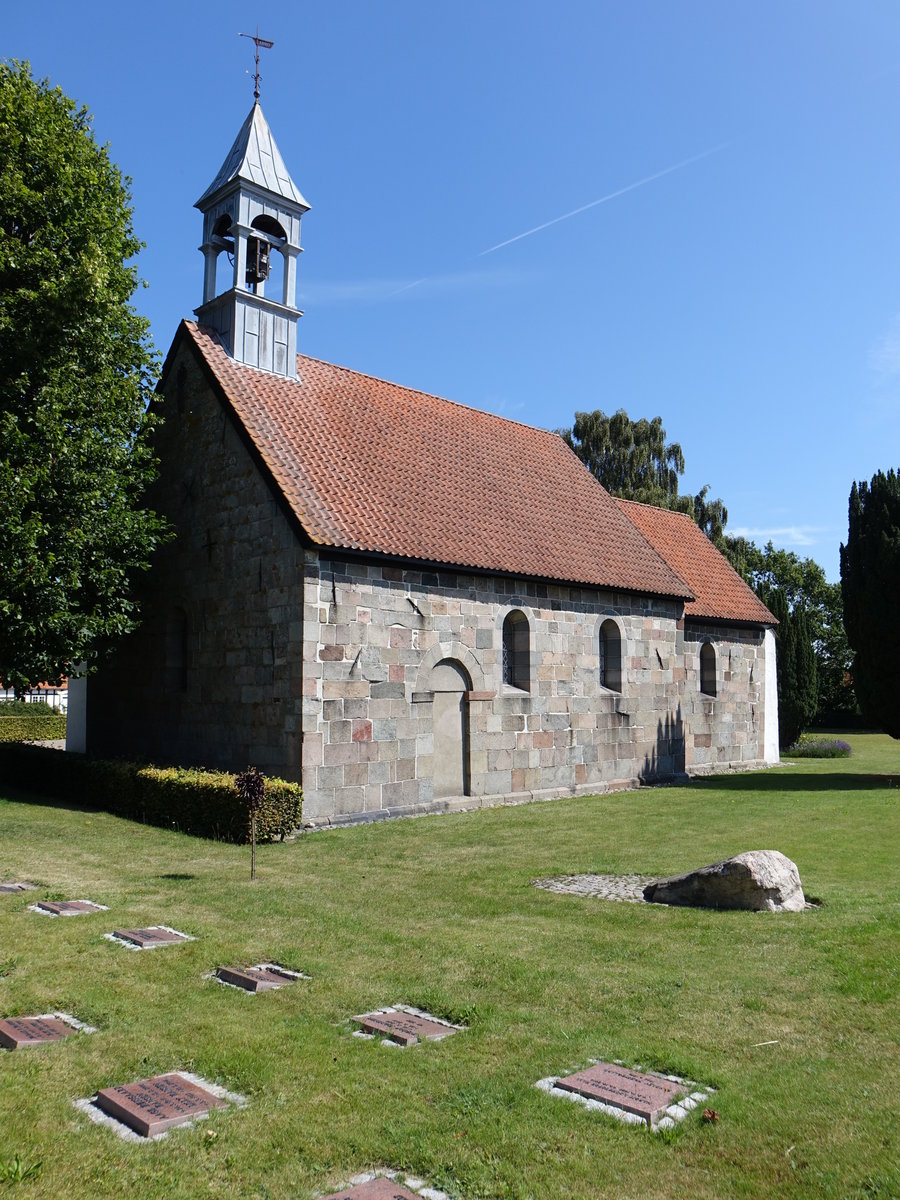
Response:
239,28,274,101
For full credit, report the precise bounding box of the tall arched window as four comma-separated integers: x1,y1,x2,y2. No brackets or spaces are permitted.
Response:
502,610,530,691
700,642,717,696
599,619,622,692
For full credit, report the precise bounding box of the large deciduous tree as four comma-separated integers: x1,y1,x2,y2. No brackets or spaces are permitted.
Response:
0,61,167,695
840,470,900,737
560,408,728,533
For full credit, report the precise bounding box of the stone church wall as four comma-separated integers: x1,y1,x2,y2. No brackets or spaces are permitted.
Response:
87,345,306,779
300,553,769,826
86,345,770,820
680,621,767,771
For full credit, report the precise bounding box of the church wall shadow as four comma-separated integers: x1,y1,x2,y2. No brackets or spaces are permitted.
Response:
639,705,685,783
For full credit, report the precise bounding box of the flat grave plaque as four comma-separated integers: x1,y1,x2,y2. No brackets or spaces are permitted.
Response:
322,1180,424,1200
354,1010,457,1047
113,927,188,948
95,1073,226,1137
35,900,103,916
215,965,297,992
0,1016,76,1050
0,882,34,894
555,1062,687,1125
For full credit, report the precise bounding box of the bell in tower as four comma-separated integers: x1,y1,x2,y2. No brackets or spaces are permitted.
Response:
194,102,310,379
246,235,270,288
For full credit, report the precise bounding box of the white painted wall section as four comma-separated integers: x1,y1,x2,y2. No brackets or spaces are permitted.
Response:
763,628,779,763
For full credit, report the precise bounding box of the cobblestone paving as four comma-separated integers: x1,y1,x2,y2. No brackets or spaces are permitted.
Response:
532,873,657,903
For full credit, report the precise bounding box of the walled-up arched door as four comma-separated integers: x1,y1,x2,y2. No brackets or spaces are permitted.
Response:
430,659,471,798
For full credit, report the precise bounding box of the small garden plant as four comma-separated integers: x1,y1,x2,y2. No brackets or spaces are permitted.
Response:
787,735,852,758
236,765,266,880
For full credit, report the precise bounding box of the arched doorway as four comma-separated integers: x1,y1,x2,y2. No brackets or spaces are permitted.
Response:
430,659,471,799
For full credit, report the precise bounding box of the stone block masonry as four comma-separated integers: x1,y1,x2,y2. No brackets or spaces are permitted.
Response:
87,347,307,781
86,341,770,822
301,552,769,826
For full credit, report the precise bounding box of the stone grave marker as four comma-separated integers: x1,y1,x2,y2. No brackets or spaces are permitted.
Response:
0,882,35,894
215,964,302,992
110,926,191,949
0,1016,76,1050
321,1180,424,1200
353,1007,459,1047
95,1073,226,1138
555,1062,688,1126
33,899,106,916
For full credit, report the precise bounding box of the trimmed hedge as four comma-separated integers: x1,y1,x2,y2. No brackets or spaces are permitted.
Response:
0,744,301,843
0,714,67,742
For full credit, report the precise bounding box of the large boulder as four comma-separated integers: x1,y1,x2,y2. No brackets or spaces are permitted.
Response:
643,850,805,912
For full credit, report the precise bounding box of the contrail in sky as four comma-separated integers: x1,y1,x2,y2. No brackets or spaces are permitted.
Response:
479,142,730,256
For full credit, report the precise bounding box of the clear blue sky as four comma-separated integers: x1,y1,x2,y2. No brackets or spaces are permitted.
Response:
8,2,900,582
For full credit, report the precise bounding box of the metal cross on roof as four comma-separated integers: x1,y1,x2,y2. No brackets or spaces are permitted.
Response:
239,28,274,101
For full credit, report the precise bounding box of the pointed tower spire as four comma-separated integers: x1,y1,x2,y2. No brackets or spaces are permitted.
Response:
195,103,310,380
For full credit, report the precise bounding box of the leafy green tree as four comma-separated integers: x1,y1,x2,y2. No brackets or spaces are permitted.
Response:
840,470,900,737
560,408,728,529
0,62,167,695
562,409,685,506
723,536,855,723
692,483,728,544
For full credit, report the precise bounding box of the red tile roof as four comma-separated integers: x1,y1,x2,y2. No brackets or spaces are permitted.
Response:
176,322,693,599
615,499,776,626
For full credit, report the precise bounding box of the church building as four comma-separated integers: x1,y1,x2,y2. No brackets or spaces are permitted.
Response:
76,102,779,827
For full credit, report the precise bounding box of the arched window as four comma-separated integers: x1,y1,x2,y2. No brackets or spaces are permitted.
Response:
599,619,622,692
502,610,530,691
700,642,716,697
165,608,188,694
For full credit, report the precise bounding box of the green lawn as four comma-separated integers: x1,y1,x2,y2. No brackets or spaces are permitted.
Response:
1,733,898,1200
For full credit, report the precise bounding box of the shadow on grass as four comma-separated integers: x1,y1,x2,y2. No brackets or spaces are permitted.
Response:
2,784,92,812
692,771,899,793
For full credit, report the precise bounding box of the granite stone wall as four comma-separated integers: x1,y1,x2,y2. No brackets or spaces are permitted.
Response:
86,342,770,820
300,553,770,825
87,344,306,779
681,621,767,771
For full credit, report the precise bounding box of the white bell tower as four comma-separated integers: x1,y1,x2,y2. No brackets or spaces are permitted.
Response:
195,102,310,379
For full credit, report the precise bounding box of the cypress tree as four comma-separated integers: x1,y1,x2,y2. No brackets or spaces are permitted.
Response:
766,588,817,749
840,470,900,737
791,605,818,737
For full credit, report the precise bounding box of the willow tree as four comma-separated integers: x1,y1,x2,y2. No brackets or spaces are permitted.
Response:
560,408,728,539
0,62,167,694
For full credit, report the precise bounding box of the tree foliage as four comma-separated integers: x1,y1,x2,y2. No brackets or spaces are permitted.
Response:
722,536,854,723
765,589,818,749
560,408,728,535
0,61,167,694
562,409,686,507
840,470,900,737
